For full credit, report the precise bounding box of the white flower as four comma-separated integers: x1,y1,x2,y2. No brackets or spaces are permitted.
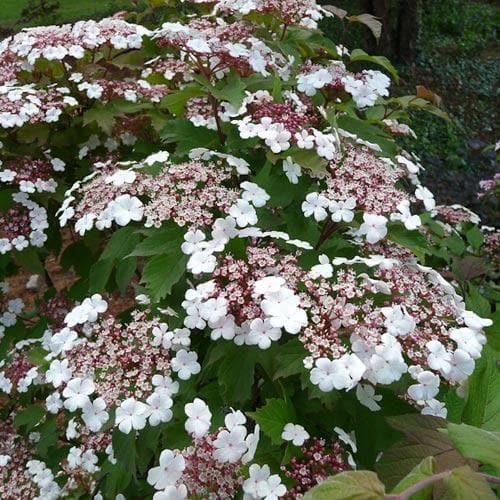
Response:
152,374,179,396
310,254,333,279
248,318,282,349
108,194,144,226
329,197,356,223
0,455,11,466
45,392,63,414
391,200,421,230
213,426,248,463
229,199,258,227
199,297,228,326
187,249,217,275
115,398,150,434
171,349,201,380
105,170,136,187
334,426,357,453
421,399,447,419
301,192,330,222
407,371,440,402
187,38,211,53
381,305,416,338
212,216,238,242
181,230,206,255
64,294,107,327
282,158,302,184
358,213,388,244
450,327,485,359
295,130,315,149
253,276,286,296
153,485,188,500
243,463,287,499
45,359,72,388
281,423,309,446
448,349,474,382
261,288,308,334
82,397,109,432
184,398,212,437
74,213,96,235
426,340,452,375
144,151,170,166
368,334,407,385
297,68,332,96
310,353,366,391
62,378,95,411
211,315,237,341
356,384,382,411
241,181,270,208
147,391,173,426
415,185,435,211
147,449,185,490
461,310,492,331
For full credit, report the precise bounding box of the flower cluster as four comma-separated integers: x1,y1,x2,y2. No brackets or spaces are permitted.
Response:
58,152,241,233
155,18,287,78
195,0,328,28
0,18,149,80
0,157,61,194
0,192,48,253
0,83,77,128
281,437,350,497
41,307,195,433
233,90,337,157
147,408,263,498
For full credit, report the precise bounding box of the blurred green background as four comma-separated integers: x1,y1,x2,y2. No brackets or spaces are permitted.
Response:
1,0,498,222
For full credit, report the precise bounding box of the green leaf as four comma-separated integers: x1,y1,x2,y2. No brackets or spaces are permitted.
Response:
350,49,399,82
446,423,500,468
36,418,58,456
161,118,220,154
142,251,187,302
112,429,136,476
273,338,307,379
129,224,185,257
213,72,247,108
349,14,382,42
336,115,398,157
304,471,385,500
442,466,496,500
391,457,435,500
116,256,137,294
15,248,45,275
250,398,295,445
465,284,491,318
387,224,429,261
376,415,465,489
217,345,258,404
89,257,115,293
161,85,205,116
101,226,141,261
462,347,500,430
83,103,120,135
14,405,45,430
466,226,484,251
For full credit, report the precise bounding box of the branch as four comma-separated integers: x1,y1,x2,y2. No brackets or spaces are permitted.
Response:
385,471,500,500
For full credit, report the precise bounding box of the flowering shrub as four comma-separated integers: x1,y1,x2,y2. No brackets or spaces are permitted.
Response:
0,1,498,499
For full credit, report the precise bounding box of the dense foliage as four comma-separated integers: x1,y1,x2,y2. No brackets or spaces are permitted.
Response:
0,1,498,499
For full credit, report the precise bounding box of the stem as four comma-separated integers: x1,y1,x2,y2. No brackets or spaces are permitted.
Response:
208,94,226,146
280,24,288,41
314,220,339,250
480,473,500,486
385,471,500,500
